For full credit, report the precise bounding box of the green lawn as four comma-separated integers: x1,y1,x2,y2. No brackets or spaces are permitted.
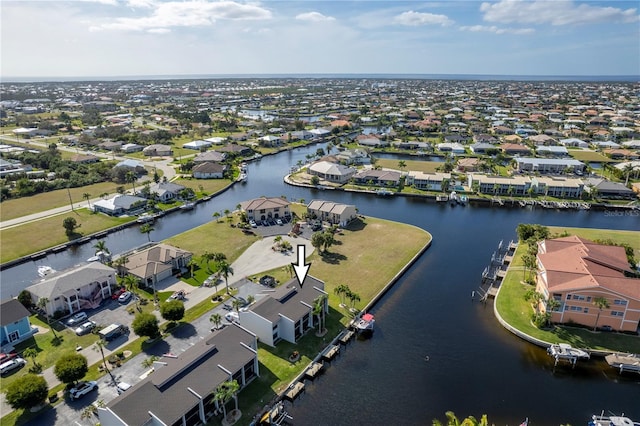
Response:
496,227,640,353
375,158,443,173
0,209,135,263
568,150,616,163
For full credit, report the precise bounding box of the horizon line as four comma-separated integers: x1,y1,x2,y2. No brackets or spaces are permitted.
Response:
2,72,639,84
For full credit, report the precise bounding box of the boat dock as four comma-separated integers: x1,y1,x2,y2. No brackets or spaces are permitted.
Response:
338,330,355,346
477,239,518,301
304,362,324,380
547,343,590,367
283,381,305,402
321,345,340,362
605,353,640,374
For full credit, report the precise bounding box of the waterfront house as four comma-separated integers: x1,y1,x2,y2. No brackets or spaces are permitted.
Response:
192,162,227,179
193,151,226,164
352,169,401,187
239,276,327,347
218,143,252,156
306,200,357,227
258,135,282,147
120,244,192,289
500,143,531,156
470,142,498,154
183,140,212,150
437,142,465,154
405,171,451,191
92,194,147,216
307,161,357,184
531,176,584,198
147,181,186,202
467,174,531,196
456,158,480,172
536,236,640,333
335,148,371,165
585,178,637,199
240,197,291,222
98,324,259,426
26,263,117,317
0,299,37,349
356,134,388,147
513,158,585,174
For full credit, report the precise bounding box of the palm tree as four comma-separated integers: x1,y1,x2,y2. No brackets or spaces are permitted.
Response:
313,295,327,335
209,313,223,330
224,209,231,222
524,289,544,314
141,355,159,370
398,160,406,172
213,380,240,421
140,223,154,241
93,240,110,262
23,347,40,372
348,291,361,310
623,163,634,186
282,263,294,278
126,171,137,194
93,340,116,386
217,260,234,294
113,255,129,277
593,297,610,331
334,284,350,307
36,297,59,340
231,298,243,314
200,251,214,273
246,295,255,305
83,192,91,209
122,274,139,297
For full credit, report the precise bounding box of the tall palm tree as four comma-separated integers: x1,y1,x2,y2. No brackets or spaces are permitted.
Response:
313,295,327,335
200,251,214,273
125,171,137,194
217,260,234,294
140,223,154,242
23,348,40,372
334,284,350,307
122,274,139,297
224,209,231,222
209,313,223,330
83,192,91,209
141,355,159,369
93,240,110,262
93,340,116,386
348,291,361,310
36,297,58,340
593,297,610,331
113,255,129,277
213,380,240,421
231,298,243,314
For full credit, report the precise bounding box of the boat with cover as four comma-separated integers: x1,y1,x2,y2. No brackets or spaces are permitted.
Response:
354,313,375,332
589,411,640,426
180,201,195,210
37,265,56,277
547,343,590,366
136,212,155,223
605,352,640,374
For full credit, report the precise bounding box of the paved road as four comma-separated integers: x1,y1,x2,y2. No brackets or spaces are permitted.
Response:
0,136,177,230
1,232,314,424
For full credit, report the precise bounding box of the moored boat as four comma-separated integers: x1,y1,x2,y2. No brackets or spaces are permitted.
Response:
547,343,590,366
136,212,155,223
605,352,640,374
589,411,640,426
237,172,247,183
37,265,56,277
354,313,375,333
180,201,195,210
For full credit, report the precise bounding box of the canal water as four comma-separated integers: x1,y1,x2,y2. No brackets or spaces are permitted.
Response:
2,143,639,424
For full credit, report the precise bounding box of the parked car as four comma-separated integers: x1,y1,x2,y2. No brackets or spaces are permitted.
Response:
249,220,257,228
0,351,18,364
276,218,283,226
98,323,128,342
66,312,88,326
111,288,126,300
69,381,98,400
118,291,132,303
225,311,239,323
169,290,186,301
262,220,269,226
116,382,132,394
0,357,26,375
75,320,97,336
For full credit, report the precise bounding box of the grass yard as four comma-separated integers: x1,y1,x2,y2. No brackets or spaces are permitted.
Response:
568,150,616,163
496,226,640,353
375,158,443,173
173,176,234,197
0,209,134,263
1,182,122,221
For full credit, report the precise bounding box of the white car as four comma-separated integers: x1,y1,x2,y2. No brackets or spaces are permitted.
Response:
116,382,132,394
75,321,96,336
0,357,26,375
67,312,88,326
69,381,98,400
225,311,239,323
276,218,283,226
118,291,132,303
249,220,257,228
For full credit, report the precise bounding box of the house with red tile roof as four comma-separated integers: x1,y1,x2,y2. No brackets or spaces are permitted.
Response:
535,236,640,332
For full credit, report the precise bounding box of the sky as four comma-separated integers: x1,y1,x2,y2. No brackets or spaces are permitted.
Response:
1,0,639,79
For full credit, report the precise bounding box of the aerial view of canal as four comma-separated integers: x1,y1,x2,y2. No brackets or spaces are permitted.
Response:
2,143,638,425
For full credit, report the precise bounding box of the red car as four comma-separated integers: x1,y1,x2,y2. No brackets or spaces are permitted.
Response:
0,351,18,363
111,288,126,300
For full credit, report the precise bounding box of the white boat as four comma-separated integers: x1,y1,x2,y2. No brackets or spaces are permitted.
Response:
459,195,468,205
354,313,375,332
180,201,195,210
605,352,640,374
37,266,56,277
376,189,393,196
589,412,640,426
547,343,590,365
87,251,111,262
237,173,247,183
136,213,155,223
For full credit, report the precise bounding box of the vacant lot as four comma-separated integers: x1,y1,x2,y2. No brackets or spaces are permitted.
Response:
568,150,616,163
376,158,443,173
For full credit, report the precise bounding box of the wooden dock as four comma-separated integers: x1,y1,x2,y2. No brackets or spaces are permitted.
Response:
321,344,340,361
304,362,324,380
338,330,355,345
284,381,305,402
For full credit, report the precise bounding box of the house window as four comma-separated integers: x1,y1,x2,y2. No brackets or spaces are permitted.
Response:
572,294,585,301
586,296,592,302
569,306,583,312
584,308,589,313
611,311,624,317
613,300,627,306
566,294,571,300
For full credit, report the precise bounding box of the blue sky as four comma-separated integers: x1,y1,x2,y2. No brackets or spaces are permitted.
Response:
1,1,639,78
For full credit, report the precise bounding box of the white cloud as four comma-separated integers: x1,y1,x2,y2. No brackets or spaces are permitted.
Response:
480,0,639,26
393,10,453,27
126,0,156,8
460,25,534,35
91,0,272,32
147,28,170,34
295,12,335,23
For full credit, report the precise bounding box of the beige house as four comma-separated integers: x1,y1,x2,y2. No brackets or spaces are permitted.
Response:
307,200,357,227
240,197,291,222
121,244,193,288
536,236,640,332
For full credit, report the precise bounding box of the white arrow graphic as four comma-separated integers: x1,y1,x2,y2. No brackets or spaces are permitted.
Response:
292,245,310,288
